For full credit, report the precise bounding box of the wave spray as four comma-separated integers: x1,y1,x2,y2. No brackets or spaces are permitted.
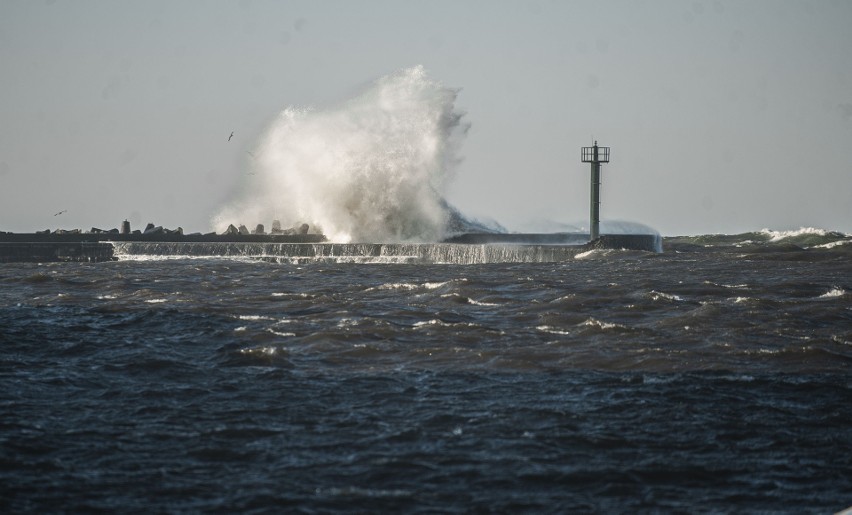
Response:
213,66,471,242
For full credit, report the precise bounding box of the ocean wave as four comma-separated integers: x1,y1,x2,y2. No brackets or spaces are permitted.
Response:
536,325,572,335
665,227,851,251
368,279,462,292
648,290,684,302
439,293,499,306
812,240,851,249
580,318,627,330
759,227,830,242
413,319,481,329
239,346,281,356
212,66,475,243
730,296,754,304
817,288,846,299
235,314,278,321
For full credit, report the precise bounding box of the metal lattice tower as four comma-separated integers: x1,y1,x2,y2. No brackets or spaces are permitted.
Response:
581,141,610,241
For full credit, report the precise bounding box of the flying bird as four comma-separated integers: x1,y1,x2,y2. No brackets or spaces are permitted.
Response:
228,131,234,142
54,209,67,216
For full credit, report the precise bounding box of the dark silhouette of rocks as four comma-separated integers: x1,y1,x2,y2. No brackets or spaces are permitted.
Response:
144,225,164,236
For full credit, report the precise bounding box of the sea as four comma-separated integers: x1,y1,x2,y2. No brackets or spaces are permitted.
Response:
1,228,850,513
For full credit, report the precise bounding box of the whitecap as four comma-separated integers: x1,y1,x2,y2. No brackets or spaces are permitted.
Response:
237,314,276,321
239,346,280,356
374,282,419,291
337,318,360,327
414,319,479,329
812,240,851,249
818,288,846,299
370,279,459,292
468,298,499,307
424,280,457,289
414,319,452,328
550,294,576,303
439,293,498,306
266,329,296,337
581,318,625,330
649,290,683,302
760,227,827,242
574,249,601,259
536,325,572,335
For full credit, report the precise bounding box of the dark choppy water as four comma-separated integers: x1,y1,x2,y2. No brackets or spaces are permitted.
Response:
2,230,851,513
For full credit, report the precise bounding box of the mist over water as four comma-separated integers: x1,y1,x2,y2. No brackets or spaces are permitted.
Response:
213,66,470,243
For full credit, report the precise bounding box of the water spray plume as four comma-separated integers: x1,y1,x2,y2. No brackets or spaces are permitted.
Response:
213,66,471,243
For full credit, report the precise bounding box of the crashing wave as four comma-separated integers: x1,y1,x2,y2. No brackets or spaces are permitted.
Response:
213,65,494,243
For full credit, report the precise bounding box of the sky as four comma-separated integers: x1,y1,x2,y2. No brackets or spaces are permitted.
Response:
1,0,850,236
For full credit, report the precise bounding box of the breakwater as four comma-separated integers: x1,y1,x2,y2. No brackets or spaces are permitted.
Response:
0,233,662,263
0,233,326,263
445,233,662,252
0,242,115,263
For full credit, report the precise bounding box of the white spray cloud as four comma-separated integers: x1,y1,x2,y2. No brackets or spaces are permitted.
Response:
212,66,469,242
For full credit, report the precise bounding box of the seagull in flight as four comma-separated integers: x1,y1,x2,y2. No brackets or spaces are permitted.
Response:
228,131,234,142
54,209,67,216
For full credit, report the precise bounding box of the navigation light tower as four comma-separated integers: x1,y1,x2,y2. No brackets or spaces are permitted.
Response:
581,141,610,241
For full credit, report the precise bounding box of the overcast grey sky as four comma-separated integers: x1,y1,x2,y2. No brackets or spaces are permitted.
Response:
1,0,850,235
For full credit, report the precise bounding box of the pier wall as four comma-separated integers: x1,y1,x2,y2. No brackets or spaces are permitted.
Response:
0,242,116,263
0,233,661,263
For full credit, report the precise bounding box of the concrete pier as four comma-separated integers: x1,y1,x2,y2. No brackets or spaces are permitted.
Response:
0,242,116,263
0,231,661,263
0,233,327,263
